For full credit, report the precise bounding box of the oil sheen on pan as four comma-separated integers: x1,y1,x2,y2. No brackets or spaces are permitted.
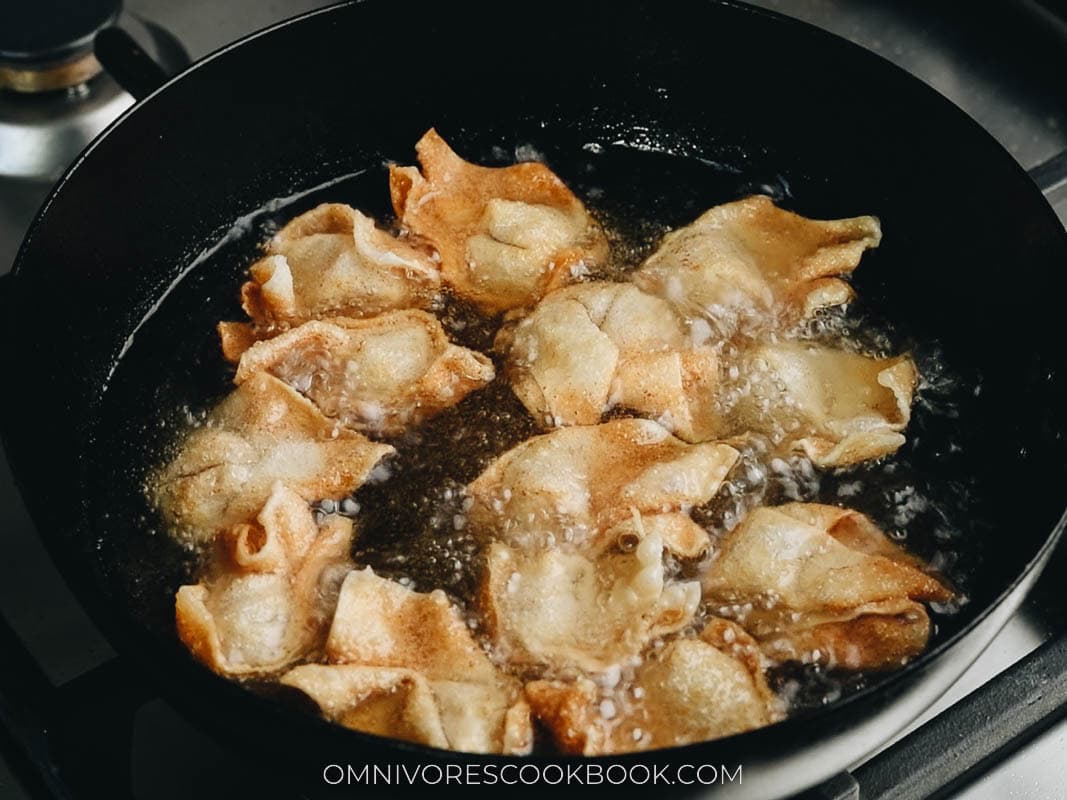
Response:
134,129,965,756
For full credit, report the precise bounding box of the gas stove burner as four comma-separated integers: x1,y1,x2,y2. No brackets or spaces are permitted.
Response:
0,4,187,184
0,0,187,273
0,0,121,93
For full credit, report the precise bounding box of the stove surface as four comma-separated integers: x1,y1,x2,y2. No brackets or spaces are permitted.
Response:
1,2,1065,799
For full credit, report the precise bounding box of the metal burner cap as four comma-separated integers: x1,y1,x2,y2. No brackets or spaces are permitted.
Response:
0,0,121,71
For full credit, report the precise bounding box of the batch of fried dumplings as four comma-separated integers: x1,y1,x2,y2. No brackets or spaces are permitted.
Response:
153,129,952,755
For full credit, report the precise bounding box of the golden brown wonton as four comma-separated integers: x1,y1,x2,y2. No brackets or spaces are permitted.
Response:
726,341,918,467
159,128,954,755
525,618,778,755
480,529,700,672
633,195,881,333
175,482,354,675
235,203,440,330
497,281,720,442
467,418,738,552
324,568,500,681
389,129,608,314
233,311,494,436
703,503,951,669
281,568,532,754
154,372,393,543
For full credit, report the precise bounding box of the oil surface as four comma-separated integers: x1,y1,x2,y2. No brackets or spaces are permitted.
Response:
90,142,977,732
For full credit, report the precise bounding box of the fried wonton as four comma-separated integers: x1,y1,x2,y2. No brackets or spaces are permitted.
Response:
324,567,500,683
468,418,738,552
480,530,701,672
632,195,881,333
175,482,354,675
281,665,532,754
389,129,608,314
526,619,777,754
232,203,440,335
726,342,918,467
497,282,720,442
703,503,952,669
154,372,394,543
281,568,532,754
233,311,494,436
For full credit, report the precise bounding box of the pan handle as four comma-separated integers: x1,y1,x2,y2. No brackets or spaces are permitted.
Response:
1028,149,1067,196
93,10,191,103
93,27,170,102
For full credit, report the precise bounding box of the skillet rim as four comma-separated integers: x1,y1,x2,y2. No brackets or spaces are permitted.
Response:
4,0,1067,764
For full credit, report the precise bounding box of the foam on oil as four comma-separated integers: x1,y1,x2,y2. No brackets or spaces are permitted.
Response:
96,141,974,738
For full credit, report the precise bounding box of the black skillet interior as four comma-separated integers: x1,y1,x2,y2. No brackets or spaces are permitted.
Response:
4,0,1067,774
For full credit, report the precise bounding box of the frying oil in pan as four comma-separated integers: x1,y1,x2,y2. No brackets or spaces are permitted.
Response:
90,140,979,735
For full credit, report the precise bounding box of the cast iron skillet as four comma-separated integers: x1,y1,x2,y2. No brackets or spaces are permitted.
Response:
3,1,1067,797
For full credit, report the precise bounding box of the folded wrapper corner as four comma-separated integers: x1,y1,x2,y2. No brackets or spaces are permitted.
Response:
175,482,354,675
389,129,609,314
468,418,738,554
525,618,779,754
233,311,495,436
726,342,918,467
703,503,952,669
219,202,440,359
633,195,881,333
154,372,394,543
498,281,720,442
281,568,532,754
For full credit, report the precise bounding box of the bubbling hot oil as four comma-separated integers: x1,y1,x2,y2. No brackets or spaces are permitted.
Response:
138,143,971,736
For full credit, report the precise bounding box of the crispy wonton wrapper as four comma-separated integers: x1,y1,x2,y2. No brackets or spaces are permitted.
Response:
468,418,737,553
282,568,532,754
233,311,494,436
526,618,779,754
154,373,393,543
633,195,881,333
703,503,952,669
324,568,500,682
497,282,720,442
727,341,918,467
389,129,608,313
225,203,439,345
480,529,701,672
175,482,354,675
